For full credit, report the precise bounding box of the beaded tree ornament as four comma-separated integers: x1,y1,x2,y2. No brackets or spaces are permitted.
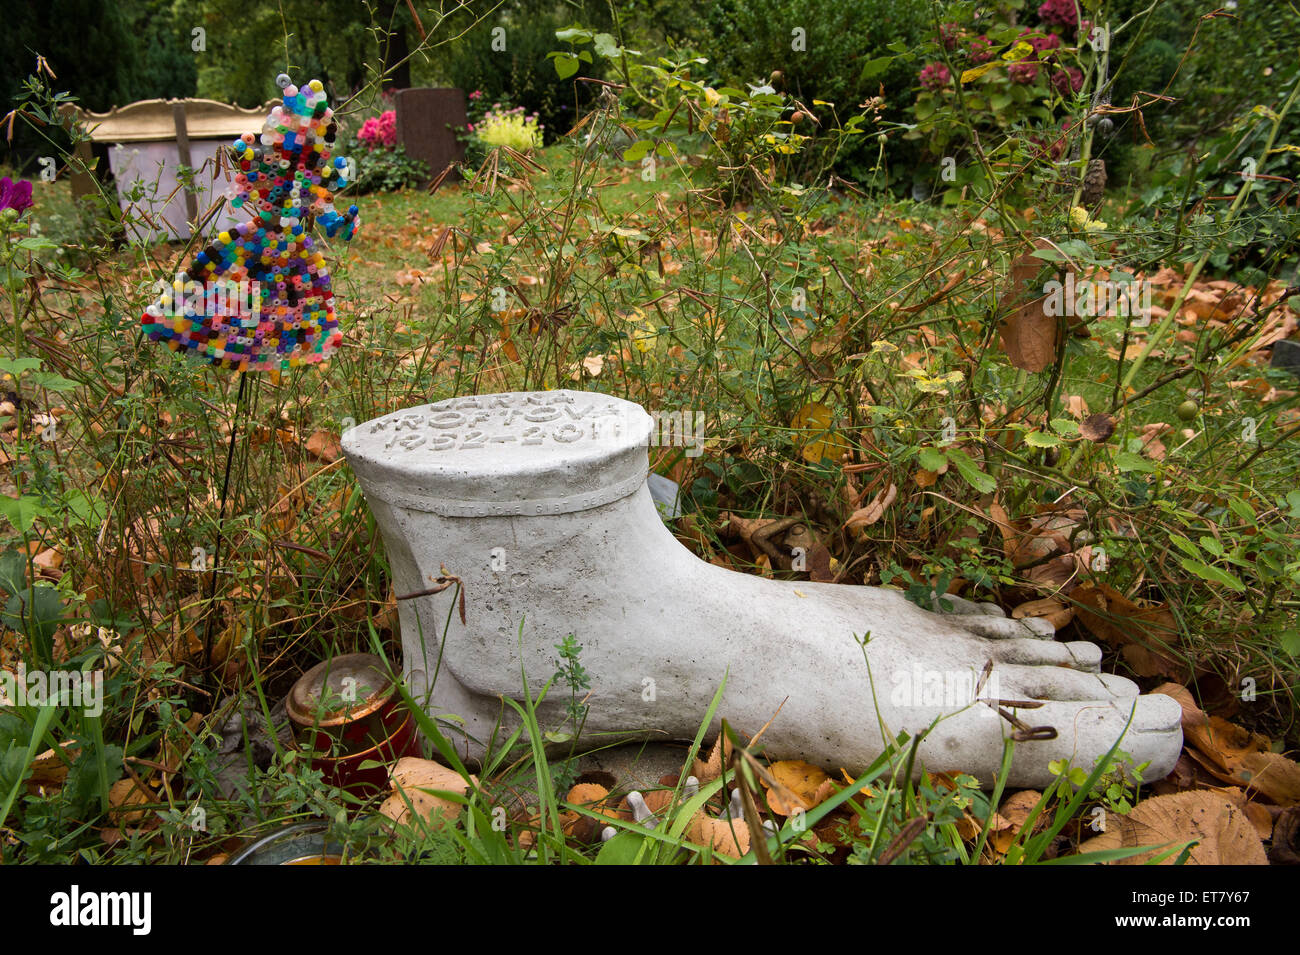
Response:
141,75,360,372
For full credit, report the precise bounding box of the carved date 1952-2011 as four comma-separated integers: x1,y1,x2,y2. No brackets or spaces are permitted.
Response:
366,392,630,454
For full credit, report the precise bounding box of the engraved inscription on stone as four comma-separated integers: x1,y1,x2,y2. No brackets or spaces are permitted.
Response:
368,392,630,454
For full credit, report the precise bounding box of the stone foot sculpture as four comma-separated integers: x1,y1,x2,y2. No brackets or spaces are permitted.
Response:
342,390,1182,788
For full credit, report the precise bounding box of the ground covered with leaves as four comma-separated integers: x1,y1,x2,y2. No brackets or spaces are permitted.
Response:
1,63,1298,863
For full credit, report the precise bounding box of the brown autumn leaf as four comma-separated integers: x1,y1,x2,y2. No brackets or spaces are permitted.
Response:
1071,583,1188,680
986,501,1017,558
304,429,341,463
845,482,897,532
1079,413,1116,442
1270,807,1300,864
1214,787,1277,839
1178,713,1270,786
1151,683,1208,733
997,240,1060,372
1077,791,1268,864
803,542,836,583
32,547,63,579
393,268,430,287
1234,752,1300,807
1010,596,1075,631
562,783,620,842
688,813,752,858
1138,422,1171,461
379,757,476,829
26,740,80,791
1152,751,1221,795
692,734,734,784
1061,394,1090,419
107,777,153,826
761,760,831,815
987,789,1045,856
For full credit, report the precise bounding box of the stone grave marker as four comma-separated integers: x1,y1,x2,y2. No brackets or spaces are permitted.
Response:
394,88,467,187
342,390,1182,788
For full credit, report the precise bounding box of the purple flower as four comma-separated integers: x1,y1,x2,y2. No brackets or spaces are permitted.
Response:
0,177,33,215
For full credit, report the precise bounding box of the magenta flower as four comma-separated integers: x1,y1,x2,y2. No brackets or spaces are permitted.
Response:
1038,0,1079,32
0,177,33,215
919,62,952,92
1051,66,1084,95
1021,30,1062,54
356,109,397,148
968,35,995,64
939,22,963,50
469,89,483,101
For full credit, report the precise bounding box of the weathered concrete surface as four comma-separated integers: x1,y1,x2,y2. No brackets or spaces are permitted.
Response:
342,390,1182,788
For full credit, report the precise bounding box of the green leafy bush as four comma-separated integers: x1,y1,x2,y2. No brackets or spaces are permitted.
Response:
353,144,429,193
700,0,931,183
436,1,609,144
908,1,1097,202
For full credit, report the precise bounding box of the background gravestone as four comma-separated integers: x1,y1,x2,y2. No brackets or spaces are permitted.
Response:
1272,339,1300,378
394,88,467,187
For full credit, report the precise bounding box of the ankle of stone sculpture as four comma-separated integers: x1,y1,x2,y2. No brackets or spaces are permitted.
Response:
342,390,1182,789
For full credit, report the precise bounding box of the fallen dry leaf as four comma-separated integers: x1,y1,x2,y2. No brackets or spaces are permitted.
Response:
379,757,476,829
1213,787,1275,839
692,734,734,784
997,240,1060,373
987,789,1045,855
1078,790,1267,864
1269,807,1300,864
1079,413,1116,443
1061,394,1090,419
26,740,79,791
108,777,153,826
1234,752,1300,807
304,429,341,463
562,782,620,841
790,401,850,464
1010,596,1075,630
1138,422,1171,461
845,482,897,533
761,760,831,815
1071,583,1188,680
688,813,751,858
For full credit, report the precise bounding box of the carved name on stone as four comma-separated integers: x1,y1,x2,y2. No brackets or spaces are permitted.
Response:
366,392,630,454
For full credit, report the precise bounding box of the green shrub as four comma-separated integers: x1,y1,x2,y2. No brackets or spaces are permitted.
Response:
353,144,430,193
434,2,610,143
701,0,931,184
